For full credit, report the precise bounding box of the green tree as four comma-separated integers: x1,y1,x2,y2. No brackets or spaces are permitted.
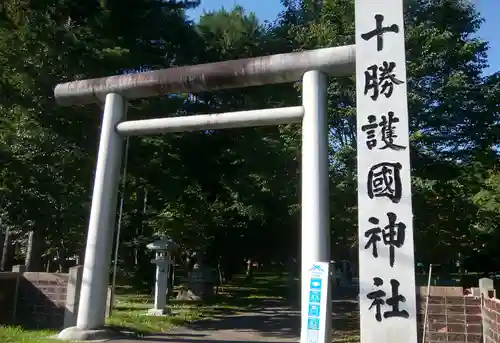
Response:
0,0,201,271
277,0,500,268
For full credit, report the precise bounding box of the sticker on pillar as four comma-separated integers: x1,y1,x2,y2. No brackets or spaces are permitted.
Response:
310,264,324,273
308,304,320,317
301,262,330,343
310,278,322,290
307,318,320,330
307,331,319,343
309,290,321,303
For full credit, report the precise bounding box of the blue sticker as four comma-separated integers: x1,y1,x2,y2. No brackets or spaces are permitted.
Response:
309,290,321,303
310,278,322,290
308,304,320,317
307,318,320,330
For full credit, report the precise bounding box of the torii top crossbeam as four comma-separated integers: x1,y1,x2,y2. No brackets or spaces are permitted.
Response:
54,45,356,106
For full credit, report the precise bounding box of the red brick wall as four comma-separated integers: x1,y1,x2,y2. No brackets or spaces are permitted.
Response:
420,294,482,343
483,296,500,343
417,285,500,343
0,271,69,329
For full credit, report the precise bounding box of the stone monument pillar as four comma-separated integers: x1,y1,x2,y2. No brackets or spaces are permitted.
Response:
146,238,179,316
177,251,215,301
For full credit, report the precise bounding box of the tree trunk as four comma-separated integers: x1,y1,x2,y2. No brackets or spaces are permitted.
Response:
25,231,44,271
1,228,13,271
143,188,148,222
0,232,3,264
78,248,85,266
25,231,34,271
133,188,147,266
246,258,253,280
56,246,66,272
217,256,224,285
32,232,44,271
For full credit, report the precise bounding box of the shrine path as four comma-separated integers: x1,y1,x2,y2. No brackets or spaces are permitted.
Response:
111,285,359,343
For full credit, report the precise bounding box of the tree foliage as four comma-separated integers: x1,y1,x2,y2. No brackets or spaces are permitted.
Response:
0,0,498,282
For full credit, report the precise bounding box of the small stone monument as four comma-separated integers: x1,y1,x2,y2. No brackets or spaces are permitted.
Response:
177,251,215,301
146,238,179,316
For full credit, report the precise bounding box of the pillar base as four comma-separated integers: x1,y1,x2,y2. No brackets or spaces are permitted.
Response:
56,325,139,341
147,307,172,316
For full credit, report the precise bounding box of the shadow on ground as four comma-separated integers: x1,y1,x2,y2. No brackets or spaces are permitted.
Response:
172,277,358,342
187,308,300,339
126,337,298,343
331,285,360,340
113,274,360,343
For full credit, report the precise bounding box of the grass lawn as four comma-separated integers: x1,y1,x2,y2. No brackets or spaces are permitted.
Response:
0,274,281,343
0,272,364,343
0,327,60,343
0,293,203,343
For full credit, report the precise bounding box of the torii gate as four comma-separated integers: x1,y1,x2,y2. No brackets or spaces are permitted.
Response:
55,1,416,342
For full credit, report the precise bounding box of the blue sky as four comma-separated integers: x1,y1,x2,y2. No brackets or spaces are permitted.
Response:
188,0,499,76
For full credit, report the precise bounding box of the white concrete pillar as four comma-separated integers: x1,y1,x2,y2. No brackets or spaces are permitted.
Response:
77,93,127,329
300,70,331,343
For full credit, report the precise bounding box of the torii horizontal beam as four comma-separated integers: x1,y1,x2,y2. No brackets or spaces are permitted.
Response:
54,45,355,106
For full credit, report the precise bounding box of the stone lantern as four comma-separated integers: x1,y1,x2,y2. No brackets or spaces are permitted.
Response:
146,238,179,316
